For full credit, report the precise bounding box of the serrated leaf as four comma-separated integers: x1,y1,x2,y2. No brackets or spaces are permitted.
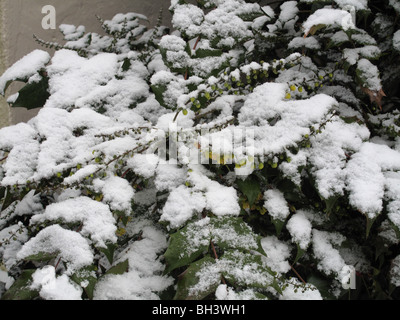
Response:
194,48,223,59
174,256,219,300
151,84,168,109
236,176,261,207
121,58,131,72
323,195,341,216
1,186,15,212
211,216,261,252
305,24,326,37
365,215,377,239
221,250,280,294
1,270,39,300
71,266,97,300
163,225,208,275
307,274,335,300
238,12,263,22
340,116,362,124
292,243,305,265
164,216,262,274
23,251,59,263
98,243,117,265
10,77,50,110
271,217,286,236
106,259,129,276
0,186,5,200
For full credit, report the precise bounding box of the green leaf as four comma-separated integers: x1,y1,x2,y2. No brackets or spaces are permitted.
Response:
238,11,263,22
211,216,262,252
292,243,305,265
308,24,326,36
365,215,376,239
23,251,59,263
121,58,132,72
151,84,168,109
106,259,129,276
163,225,208,275
70,266,98,300
307,274,335,300
164,216,263,274
174,256,220,300
194,48,223,59
0,186,5,200
340,116,362,124
236,176,261,207
98,243,117,265
10,77,50,110
323,195,341,216
1,270,39,300
221,250,281,294
271,217,286,236
1,186,15,212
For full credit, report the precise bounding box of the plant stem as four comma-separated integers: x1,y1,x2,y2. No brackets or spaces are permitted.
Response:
290,265,306,285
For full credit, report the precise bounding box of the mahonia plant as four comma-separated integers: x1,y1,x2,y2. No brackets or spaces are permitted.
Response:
0,0,399,300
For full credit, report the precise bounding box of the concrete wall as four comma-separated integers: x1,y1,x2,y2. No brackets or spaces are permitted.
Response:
0,0,172,128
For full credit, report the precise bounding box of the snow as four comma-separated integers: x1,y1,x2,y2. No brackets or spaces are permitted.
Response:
31,266,82,300
155,162,187,192
308,118,370,199
238,82,336,157
390,255,400,287
345,142,400,219
17,224,94,275
260,236,291,274
312,229,347,278
59,24,85,41
160,185,206,229
0,50,51,95
92,176,134,213
189,250,276,298
126,153,160,179
93,219,173,300
0,224,28,270
303,8,356,36
160,168,241,229
343,46,381,66
188,169,241,217
356,58,382,91
288,36,321,50
394,30,400,52
263,189,290,222
45,50,120,110
171,4,204,38
216,284,265,300
334,0,368,11
30,196,118,248
385,172,400,229
279,278,323,300
185,216,259,255
286,211,312,250
279,1,298,23
390,0,400,14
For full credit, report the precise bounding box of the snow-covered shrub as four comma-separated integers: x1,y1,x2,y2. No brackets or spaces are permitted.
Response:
0,0,400,300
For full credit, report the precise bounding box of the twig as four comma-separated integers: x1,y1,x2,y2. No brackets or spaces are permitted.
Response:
54,257,62,271
290,265,306,285
121,168,131,178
